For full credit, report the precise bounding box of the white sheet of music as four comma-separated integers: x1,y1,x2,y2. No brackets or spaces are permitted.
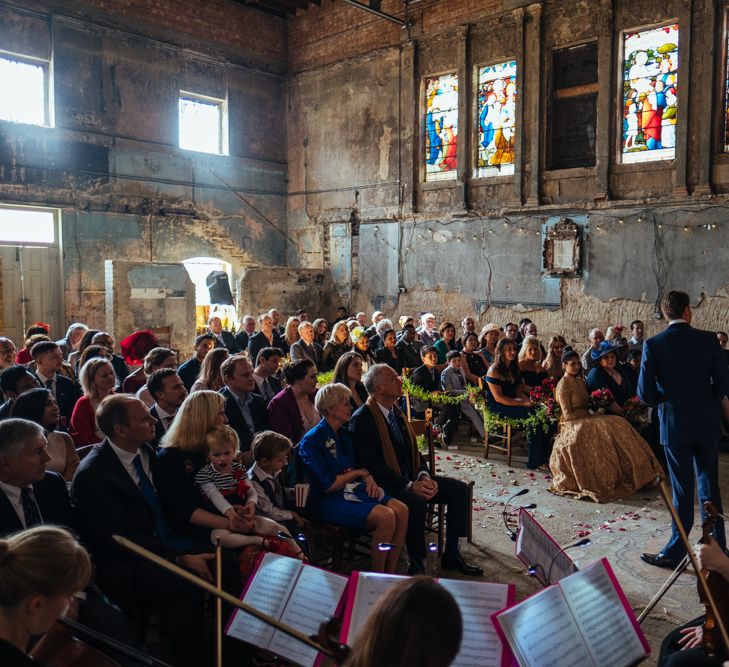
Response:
344,573,406,644
496,586,593,667
516,511,576,584
559,561,646,667
438,579,510,667
226,553,301,648
268,566,348,667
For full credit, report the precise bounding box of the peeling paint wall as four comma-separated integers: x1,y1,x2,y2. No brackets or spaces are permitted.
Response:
0,0,287,333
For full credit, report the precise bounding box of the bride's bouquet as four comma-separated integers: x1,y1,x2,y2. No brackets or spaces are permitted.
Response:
589,388,614,414
623,396,651,427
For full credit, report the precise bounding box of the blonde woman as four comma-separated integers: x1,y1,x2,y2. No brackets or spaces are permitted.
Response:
0,526,92,666
156,391,253,543
518,335,549,389
543,335,567,380
190,347,229,393
284,316,301,348
70,358,116,446
322,320,352,371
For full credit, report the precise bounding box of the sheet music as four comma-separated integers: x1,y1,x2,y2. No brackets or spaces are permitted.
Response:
226,553,301,648
269,566,349,667
438,579,510,667
344,573,406,644
516,510,577,584
496,586,594,667
560,561,646,667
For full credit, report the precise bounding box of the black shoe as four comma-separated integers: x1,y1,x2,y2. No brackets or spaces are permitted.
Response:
640,552,679,569
441,553,483,577
407,560,425,575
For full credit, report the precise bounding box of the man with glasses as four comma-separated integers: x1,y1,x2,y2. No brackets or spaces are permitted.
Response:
92,332,129,388
581,328,605,371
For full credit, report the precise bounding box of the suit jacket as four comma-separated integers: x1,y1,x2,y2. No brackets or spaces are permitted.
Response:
416,327,440,347
234,330,255,352
177,357,202,391
290,340,323,370
110,354,129,386
441,366,467,392
638,322,729,447
37,373,81,425
149,405,168,449
70,440,183,565
349,404,429,494
213,331,241,354
252,373,283,403
220,387,269,452
395,339,421,371
0,472,75,536
247,331,286,365
411,364,441,392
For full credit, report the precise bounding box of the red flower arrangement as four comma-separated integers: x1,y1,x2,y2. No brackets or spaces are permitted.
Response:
590,388,614,413
623,396,650,427
530,377,561,421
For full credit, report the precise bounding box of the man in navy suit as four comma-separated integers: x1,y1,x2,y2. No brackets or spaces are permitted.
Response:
638,290,729,568
208,315,241,353
31,340,81,426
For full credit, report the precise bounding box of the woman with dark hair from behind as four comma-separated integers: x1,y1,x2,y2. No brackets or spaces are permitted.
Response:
333,351,368,409
191,347,229,393
267,359,319,445
345,576,462,667
12,388,80,481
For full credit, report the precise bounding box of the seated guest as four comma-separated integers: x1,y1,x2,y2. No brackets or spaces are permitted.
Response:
268,308,285,336
334,352,368,409
92,332,129,387
0,366,39,420
248,313,286,362
68,328,99,374
283,316,301,349
71,395,239,667
299,383,408,573
31,341,81,427
12,389,80,482
629,319,645,351
461,332,490,382
586,341,636,411
191,347,228,393
441,351,484,440
70,358,116,446
56,322,87,360
220,355,268,463
519,335,549,388
135,347,177,407
581,327,605,372
194,425,300,553
148,368,188,448
457,317,477,351
296,308,309,324
252,347,284,403
365,311,384,340
374,329,403,373
522,322,547,360
503,322,520,343
343,576,462,667
177,334,215,391
351,327,377,369
333,306,348,323
208,315,240,353
486,338,549,469
433,322,458,364
268,359,319,445
517,318,531,347
416,313,440,347
234,314,257,352
356,311,367,328
543,335,567,379
290,321,323,369
77,344,110,370
350,364,482,576
0,337,17,375
0,526,92,667
397,315,414,335
395,324,421,370
312,318,329,346
411,346,459,446
478,323,501,363
322,321,353,371
16,324,50,365
120,330,159,394
248,431,304,536
372,318,394,353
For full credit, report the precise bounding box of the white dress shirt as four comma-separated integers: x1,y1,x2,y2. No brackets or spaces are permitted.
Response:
108,440,154,488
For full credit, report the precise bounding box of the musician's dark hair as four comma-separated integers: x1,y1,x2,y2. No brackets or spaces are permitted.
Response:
343,576,462,667
661,290,690,321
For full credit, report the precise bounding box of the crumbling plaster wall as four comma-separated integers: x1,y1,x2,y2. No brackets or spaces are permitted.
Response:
287,0,729,337
0,0,288,333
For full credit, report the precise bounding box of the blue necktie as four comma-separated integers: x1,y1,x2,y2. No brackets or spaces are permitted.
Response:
387,410,408,452
132,455,192,551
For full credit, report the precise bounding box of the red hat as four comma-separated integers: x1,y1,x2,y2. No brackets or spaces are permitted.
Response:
120,330,159,366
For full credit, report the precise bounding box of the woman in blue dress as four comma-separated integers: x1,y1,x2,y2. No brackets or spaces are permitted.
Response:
298,383,409,573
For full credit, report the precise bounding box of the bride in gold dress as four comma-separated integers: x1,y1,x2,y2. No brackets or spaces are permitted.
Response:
549,347,663,503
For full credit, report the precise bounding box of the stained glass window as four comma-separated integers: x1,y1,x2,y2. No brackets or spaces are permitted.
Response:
622,24,679,163
476,61,517,177
425,73,458,181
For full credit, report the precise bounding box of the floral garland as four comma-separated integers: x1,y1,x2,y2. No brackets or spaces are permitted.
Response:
402,376,466,406
316,371,334,386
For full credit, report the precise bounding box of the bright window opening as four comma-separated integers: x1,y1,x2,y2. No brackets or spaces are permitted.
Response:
0,54,49,126
179,93,226,155
0,208,55,244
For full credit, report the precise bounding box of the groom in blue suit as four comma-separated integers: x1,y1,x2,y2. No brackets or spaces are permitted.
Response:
638,290,729,568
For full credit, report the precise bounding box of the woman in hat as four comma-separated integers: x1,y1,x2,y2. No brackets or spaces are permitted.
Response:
478,323,501,363
586,341,636,411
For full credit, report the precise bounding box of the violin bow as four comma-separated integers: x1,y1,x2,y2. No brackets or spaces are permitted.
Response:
215,537,223,667
113,535,347,660
657,477,729,650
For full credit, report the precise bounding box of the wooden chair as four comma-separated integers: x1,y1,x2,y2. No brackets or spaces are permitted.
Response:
479,377,522,466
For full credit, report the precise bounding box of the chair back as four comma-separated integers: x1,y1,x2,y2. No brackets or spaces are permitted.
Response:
424,409,438,476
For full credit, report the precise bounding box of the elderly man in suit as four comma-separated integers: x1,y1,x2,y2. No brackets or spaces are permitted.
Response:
638,290,729,569
349,364,481,577
220,355,268,465
290,321,323,370
208,315,241,353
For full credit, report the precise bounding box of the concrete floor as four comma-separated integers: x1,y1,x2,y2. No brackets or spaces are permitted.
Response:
433,435,726,667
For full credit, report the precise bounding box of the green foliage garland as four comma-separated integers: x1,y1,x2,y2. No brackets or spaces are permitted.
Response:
316,371,334,386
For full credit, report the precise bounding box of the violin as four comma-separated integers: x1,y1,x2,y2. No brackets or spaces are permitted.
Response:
700,501,729,657
30,619,121,667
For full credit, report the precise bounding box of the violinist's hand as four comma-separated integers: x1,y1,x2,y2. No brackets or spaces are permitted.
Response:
677,625,703,650
695,539,729,582
176,554,214,583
